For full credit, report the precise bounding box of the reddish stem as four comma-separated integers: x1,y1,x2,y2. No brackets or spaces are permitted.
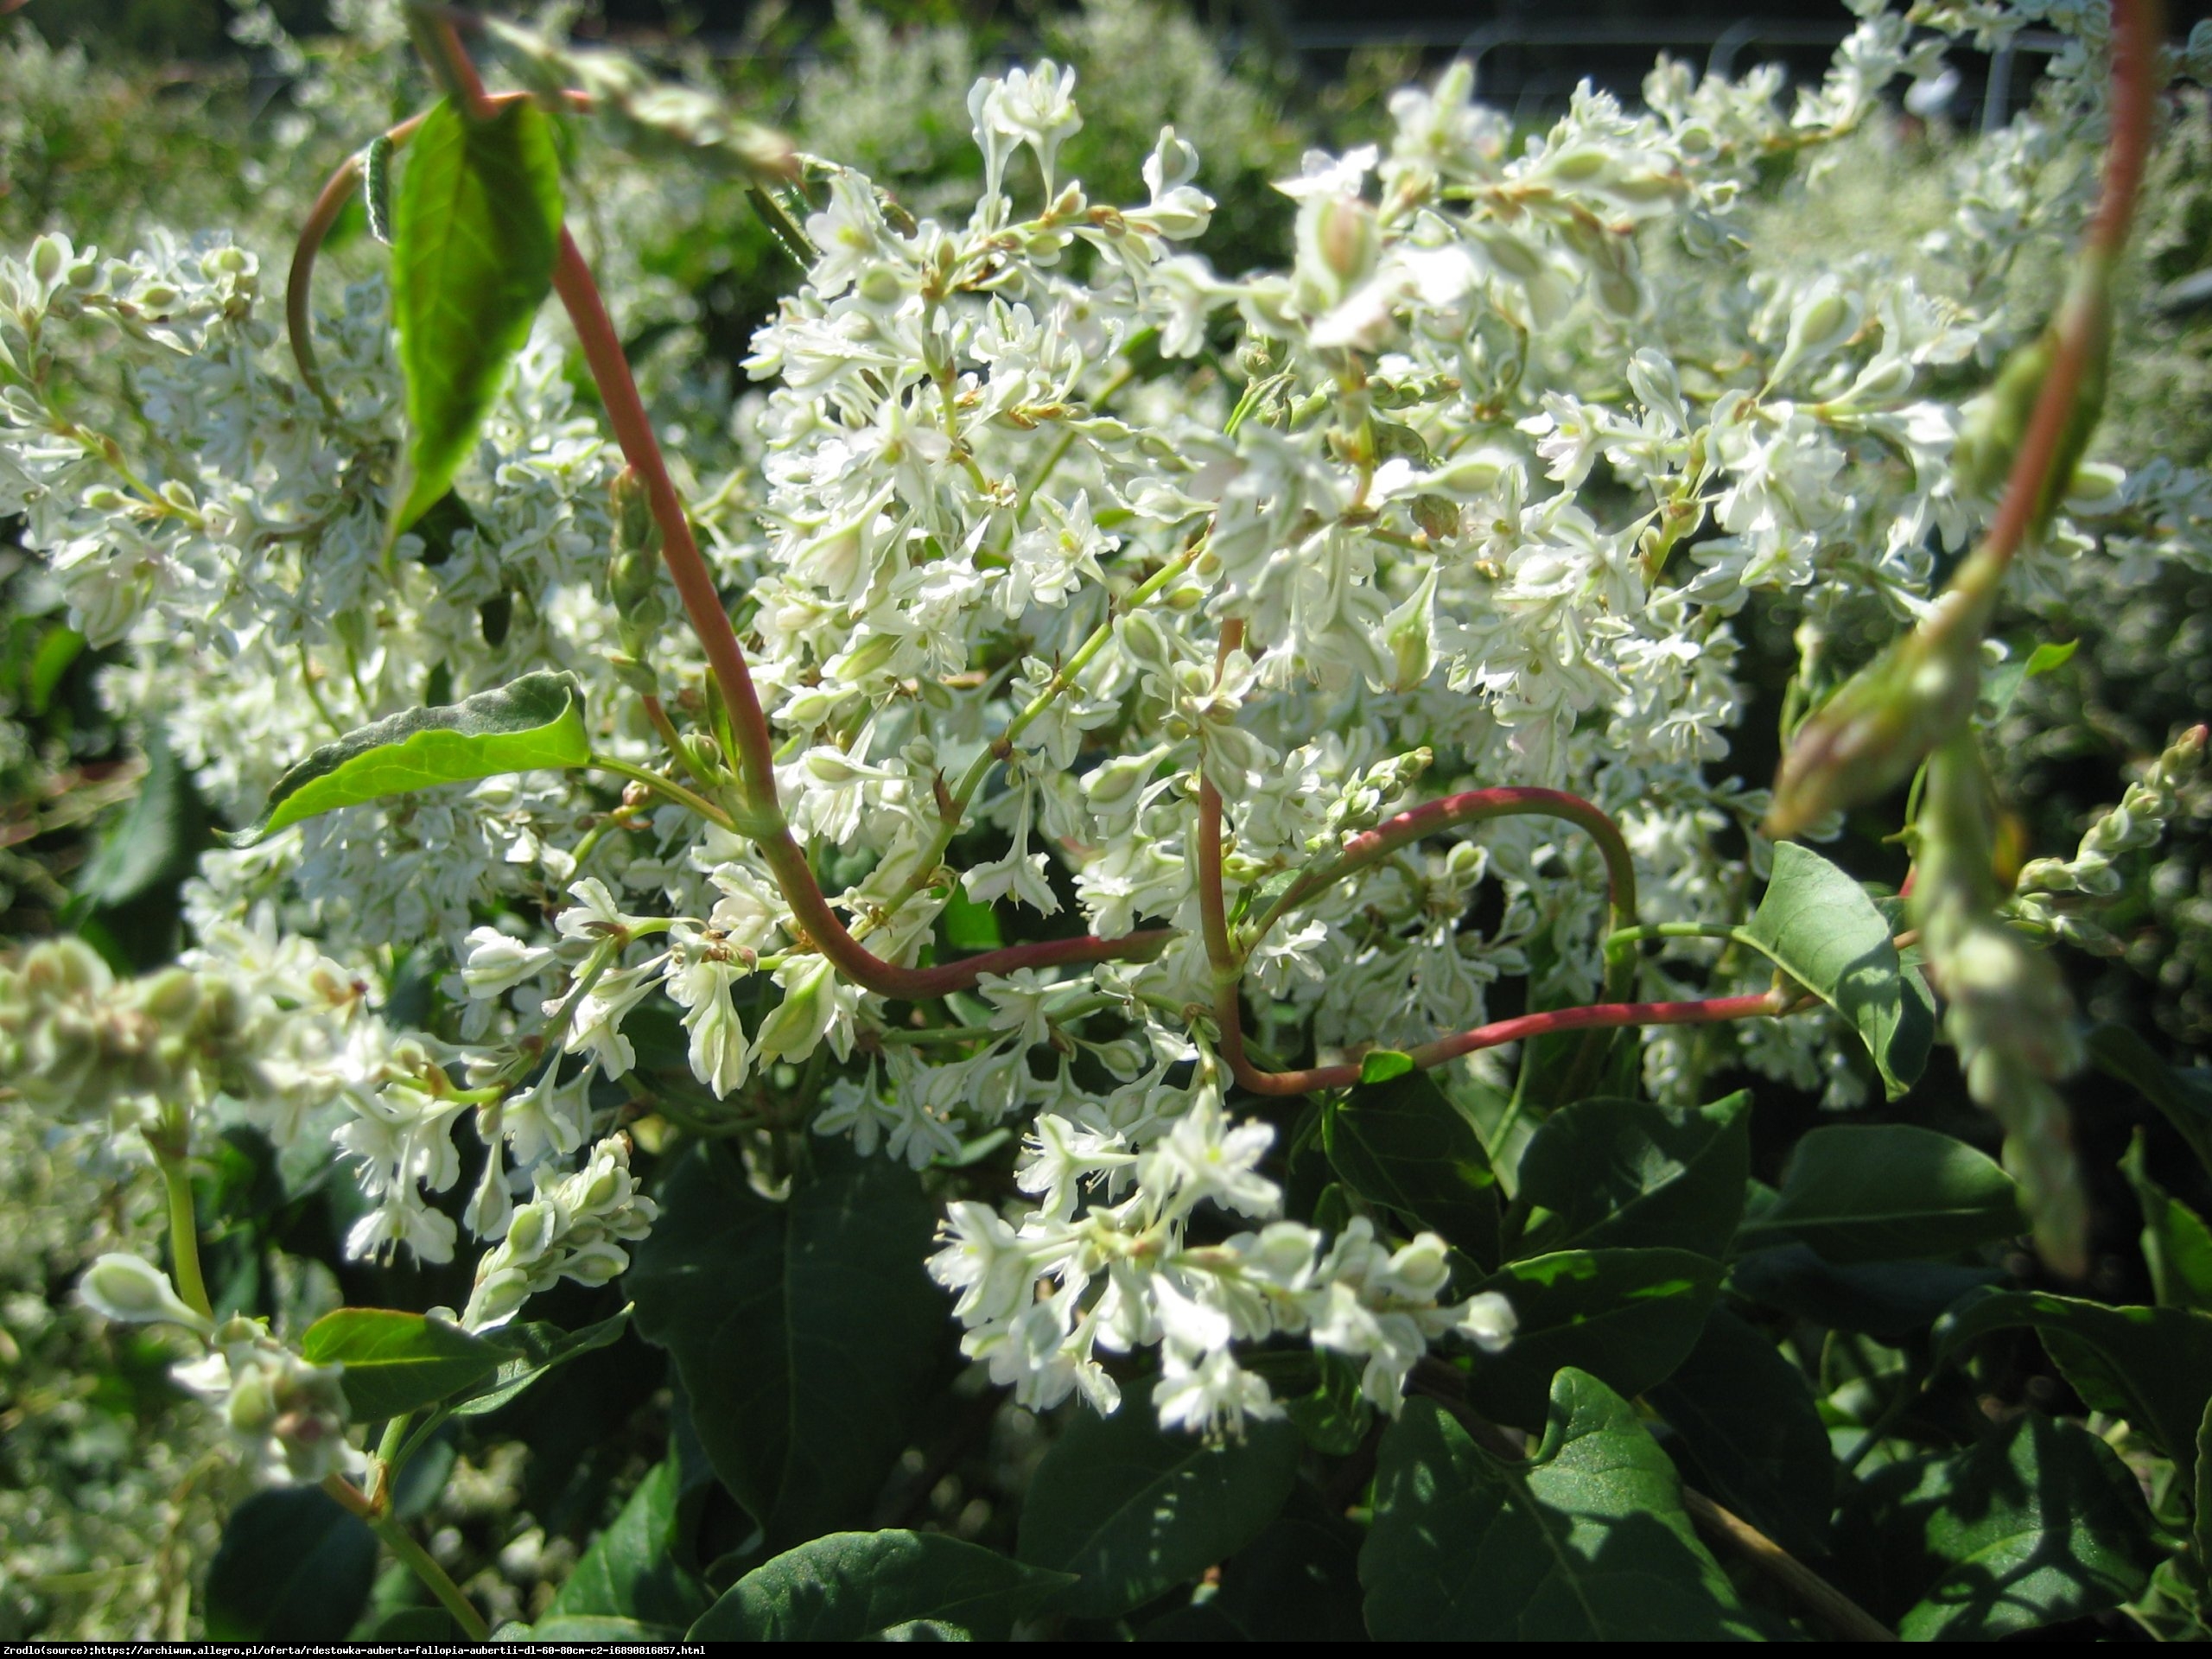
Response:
1218,990,1792,1097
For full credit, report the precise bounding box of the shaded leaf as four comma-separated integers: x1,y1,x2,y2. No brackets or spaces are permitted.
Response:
204,1486,378,1642
1323,1065,1500,1267
1016,1402,1300,1619
543,1459,709,1632
692,1531,1072,1640
1743,842,1932,1096
1649,1306,1836,1558
299,1307,502,1421
1728,1245,2003,1339
626,1141,944,1548
1736,1124,2024,1264
1935,1288,2212,1483
1280,1348,1371,1457
2090,1022,2212,1182
1837,1412,2160,1640
1361,1372,1764,1639
1192,1490,1367,1643
509,1615,677,1641
75,729,206,907
223,671,589,847
1511,1091,1750,1259
451,1306,633,1418
1463,1248,1720,1430
391,96,563,535
2120,1130,2212,1313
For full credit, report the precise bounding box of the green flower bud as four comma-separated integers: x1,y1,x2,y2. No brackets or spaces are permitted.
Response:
79,1253,213,1335
753,959,836,1065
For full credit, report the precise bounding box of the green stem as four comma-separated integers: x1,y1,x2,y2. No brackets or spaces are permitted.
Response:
157,1153,213,1323
1605,922,1745,951
321,1472,489,1641
588,752,735,829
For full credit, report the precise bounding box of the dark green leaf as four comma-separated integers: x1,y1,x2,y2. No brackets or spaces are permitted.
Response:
359,1606,463,1642
2196,1398,2212,1570
941,886,1003,950
1728,1245,2003,1339
1935,1289,2212,1484
451,1306,634,1418
2121,1131,2212,1313
221,671,589,847
28,622,83,715
627,1141,944,1548
1192,1490,1367,1643
1323,1065,1500,1266
1280,1348,1372,1457
1016,1403,1300,1618
691,1531,1072,1640
299,1307,502,1421
1361,1372,1764,1639
511,1615,677,1641
391,96,563,535
1463,1248,1720,1430
1649,1306,1836,1558
544,1459,710,1632
1511,1091,1750,1259
204,1486,378,1642
1743,842,1932,1096
75,730,205,907
2090,1022,2212,1181
1736,1124,2024,1264
1838,1412,2160,1640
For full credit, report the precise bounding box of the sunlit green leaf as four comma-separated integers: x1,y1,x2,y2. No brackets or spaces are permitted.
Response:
221,671,588,847
1743,842,1932,1097
390,96,563,536
299,1307,504,1421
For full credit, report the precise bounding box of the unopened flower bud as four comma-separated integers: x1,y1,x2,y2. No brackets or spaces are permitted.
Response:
79,1254,213,1335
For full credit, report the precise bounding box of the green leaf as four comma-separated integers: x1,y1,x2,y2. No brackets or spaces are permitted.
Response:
2196,1397,2212,1571
1838,1412,2160,1640
2089,1022,2212,1182
75,729,205,907
543,1459,709,1633
221,671,589,847
1743,842,1932,1096
1736,1124,2024,1264
1015,1402,1300,1619
1358,1048,1415,1084
626,1141,945,1548
390,96,563,536
1323,1064,1500,1266
940,885,1003,950
299,1307,503,1421
450,1306,633,1418
2121,1130,2212,1313
1361,1372,1764,1639
1980,636,2077,723
28,621,83,715
204,1486,378,1642
509,1615,677,1641
1280,1348,1372,1457
1649,1306,1836,1558
1463,1248,1721,1431
1510,1091,1750,1259
1935,1289,2212,1485
1180,1490,1367,1643
692,1531,1073,1640
1728,1245,2003,1339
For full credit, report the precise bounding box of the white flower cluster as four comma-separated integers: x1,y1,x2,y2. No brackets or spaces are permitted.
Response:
460,1135,659,1332
10,0,2211,1425
78,1254,359,1487
929,1065,1513,1435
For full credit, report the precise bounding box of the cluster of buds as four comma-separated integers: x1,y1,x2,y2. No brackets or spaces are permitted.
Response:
2014,724,2209,956
1,938,255,1130
79,1254,357,1486
461,1135,659,1330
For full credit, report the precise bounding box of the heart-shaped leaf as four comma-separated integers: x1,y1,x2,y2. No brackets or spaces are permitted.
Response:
390,96,563,537
693,1531,1072,1640
1736,1123,2024,1264
299,1307,503,1421
1015,1402,1300,1619
1362,1371,1765,1639
205,1487,378,1642
1510,1091,1750,1259
627,1141,945,1549
541,1459,709,1633
1322,1064,1500,1266
1463,1247,1720,1430
222,671,588,847
1743,842,1932,1096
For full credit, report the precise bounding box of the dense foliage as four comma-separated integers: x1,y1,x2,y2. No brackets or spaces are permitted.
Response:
3,0,2212,1642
